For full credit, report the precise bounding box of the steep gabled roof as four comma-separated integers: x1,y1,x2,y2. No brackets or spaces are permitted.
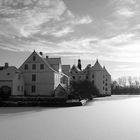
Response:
92,59,103,71
103,66,111,76
19,51,59,74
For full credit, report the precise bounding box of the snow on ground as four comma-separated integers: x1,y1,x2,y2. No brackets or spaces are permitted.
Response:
0,95,140,140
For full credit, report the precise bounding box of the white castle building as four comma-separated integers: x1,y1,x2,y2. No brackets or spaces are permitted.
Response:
19,51,69,96
0,63,24,96
0,51,111,97
70,59,111,96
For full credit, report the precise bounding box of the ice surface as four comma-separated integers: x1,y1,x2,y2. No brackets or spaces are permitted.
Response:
0,95,140,140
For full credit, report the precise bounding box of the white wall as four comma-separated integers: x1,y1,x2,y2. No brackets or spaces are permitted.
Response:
12,74,24,96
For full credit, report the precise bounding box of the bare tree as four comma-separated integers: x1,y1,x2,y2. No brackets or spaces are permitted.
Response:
128,76,133,87
117,76,127,87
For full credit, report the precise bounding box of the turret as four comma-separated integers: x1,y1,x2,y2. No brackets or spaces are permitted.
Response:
77,59,82,70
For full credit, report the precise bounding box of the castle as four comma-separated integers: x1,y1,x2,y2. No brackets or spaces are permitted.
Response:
70,59,111,96
0,51,111,97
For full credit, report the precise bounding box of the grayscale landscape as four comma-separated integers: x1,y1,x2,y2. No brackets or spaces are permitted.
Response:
1,0,140,140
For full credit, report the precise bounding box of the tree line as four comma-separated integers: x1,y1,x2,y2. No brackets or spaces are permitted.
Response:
111,76,140,95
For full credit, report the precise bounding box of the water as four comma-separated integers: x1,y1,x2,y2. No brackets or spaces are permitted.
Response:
0,95,140,140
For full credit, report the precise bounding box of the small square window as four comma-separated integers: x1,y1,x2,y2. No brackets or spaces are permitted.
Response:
40,64,44,69
21,86,23,91
32,74,36,81
18,74,21,80
17,86,20,91
32,64,36,70
31,85,36,93
24,64,28,70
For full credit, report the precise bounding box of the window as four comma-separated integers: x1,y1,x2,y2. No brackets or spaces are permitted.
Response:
21,86,23,91
18,74,21,80
92,74,94,78
31,85,36,93
86,76,88,80
103,81,104,84
24,64,28,70
105,88,108,91
73,76,75,80
92,80,94,84
33,56,36,61
103,87,104,90
40,64,44,69
7,73,10,75
17,85,20,91
105,83,108,86
32,64,36,70
32,74,36,81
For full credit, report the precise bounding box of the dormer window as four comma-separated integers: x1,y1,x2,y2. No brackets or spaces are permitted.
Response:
33,56,36,61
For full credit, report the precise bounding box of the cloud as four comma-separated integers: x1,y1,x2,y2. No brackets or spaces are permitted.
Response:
0,0,93,39
101,33,135,45
0,0,68,37
51,26,74,37
115,8,135,18
71,16,93,25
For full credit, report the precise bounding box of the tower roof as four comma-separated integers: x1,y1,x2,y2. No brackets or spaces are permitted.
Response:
92,59,103,71
103,66,111,76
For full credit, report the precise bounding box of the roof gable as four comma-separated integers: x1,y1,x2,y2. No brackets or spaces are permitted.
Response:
19,51,59,73
92,59,103,71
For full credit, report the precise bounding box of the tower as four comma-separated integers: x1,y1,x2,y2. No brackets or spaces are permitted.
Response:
77,59,82,70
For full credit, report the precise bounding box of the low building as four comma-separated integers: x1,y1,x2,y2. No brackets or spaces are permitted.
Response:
70,59,111,96
0,63,24,97
19,51,69,96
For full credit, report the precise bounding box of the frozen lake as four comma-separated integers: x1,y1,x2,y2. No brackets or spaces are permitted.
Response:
0,95,140,140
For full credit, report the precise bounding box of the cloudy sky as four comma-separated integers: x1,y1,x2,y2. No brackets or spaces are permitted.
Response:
0,0,140,79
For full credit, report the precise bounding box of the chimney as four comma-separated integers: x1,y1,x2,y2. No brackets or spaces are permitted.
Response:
39,52,43,56
4,62,9,68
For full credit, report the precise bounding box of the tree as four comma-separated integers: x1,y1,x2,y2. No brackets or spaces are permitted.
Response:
70,80,99,100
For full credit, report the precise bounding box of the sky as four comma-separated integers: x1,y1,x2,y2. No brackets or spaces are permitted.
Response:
0,0,140,79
